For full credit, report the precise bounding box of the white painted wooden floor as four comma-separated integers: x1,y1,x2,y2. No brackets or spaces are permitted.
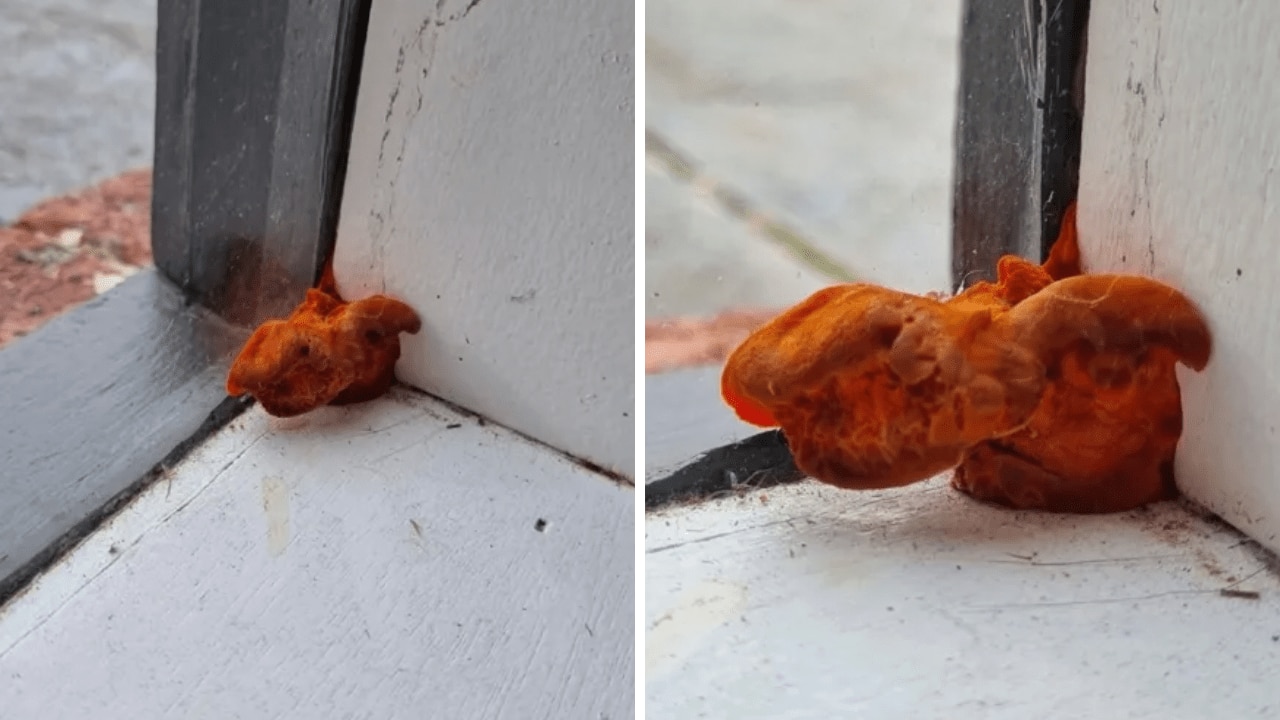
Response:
646,369,1280,719
0,388,634,719
647,480,1280,719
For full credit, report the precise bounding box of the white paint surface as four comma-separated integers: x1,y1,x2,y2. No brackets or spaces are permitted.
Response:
1077,2,1280,551
334,0,634,477
0,389,633,719
647,480,1280,718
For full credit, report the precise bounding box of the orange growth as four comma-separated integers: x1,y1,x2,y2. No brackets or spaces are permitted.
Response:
226,260,421,417
721,203,1212,513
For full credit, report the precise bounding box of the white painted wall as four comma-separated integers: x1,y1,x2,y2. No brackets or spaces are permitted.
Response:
1078,2,1280,551
333,0,634,477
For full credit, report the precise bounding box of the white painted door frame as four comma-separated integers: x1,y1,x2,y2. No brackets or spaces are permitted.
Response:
334,0,636,478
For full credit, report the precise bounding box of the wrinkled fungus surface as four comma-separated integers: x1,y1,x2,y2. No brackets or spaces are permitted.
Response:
226,265,421,417
722,204,1212,513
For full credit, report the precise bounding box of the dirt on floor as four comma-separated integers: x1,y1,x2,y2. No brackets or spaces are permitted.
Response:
0,168,152,347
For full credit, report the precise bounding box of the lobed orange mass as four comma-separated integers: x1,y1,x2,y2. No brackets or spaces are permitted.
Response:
226,265,421,418
721,204,1212,513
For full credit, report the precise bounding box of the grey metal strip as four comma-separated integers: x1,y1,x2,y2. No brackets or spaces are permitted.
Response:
951,0,1089,288
0,271,248,603
151,0,372,325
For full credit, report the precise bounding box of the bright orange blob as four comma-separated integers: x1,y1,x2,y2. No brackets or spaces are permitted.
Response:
226,267,421,418
720,203,1212,513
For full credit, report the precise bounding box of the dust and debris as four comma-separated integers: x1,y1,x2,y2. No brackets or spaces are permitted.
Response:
1147,515,1195,546
410,518,423,538
1194,548,1226,578
1220,588,1261,600
534,518,548,532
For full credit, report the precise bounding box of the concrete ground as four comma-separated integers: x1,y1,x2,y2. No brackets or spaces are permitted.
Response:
0,0,155,223
0,0,155,348
645,0,960,317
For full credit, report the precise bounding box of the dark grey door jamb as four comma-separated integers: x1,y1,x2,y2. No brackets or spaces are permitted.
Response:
0,0,372,605
951,0,1090,289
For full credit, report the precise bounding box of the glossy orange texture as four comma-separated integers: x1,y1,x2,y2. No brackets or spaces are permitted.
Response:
721,204,1212,512
226,263,421,417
